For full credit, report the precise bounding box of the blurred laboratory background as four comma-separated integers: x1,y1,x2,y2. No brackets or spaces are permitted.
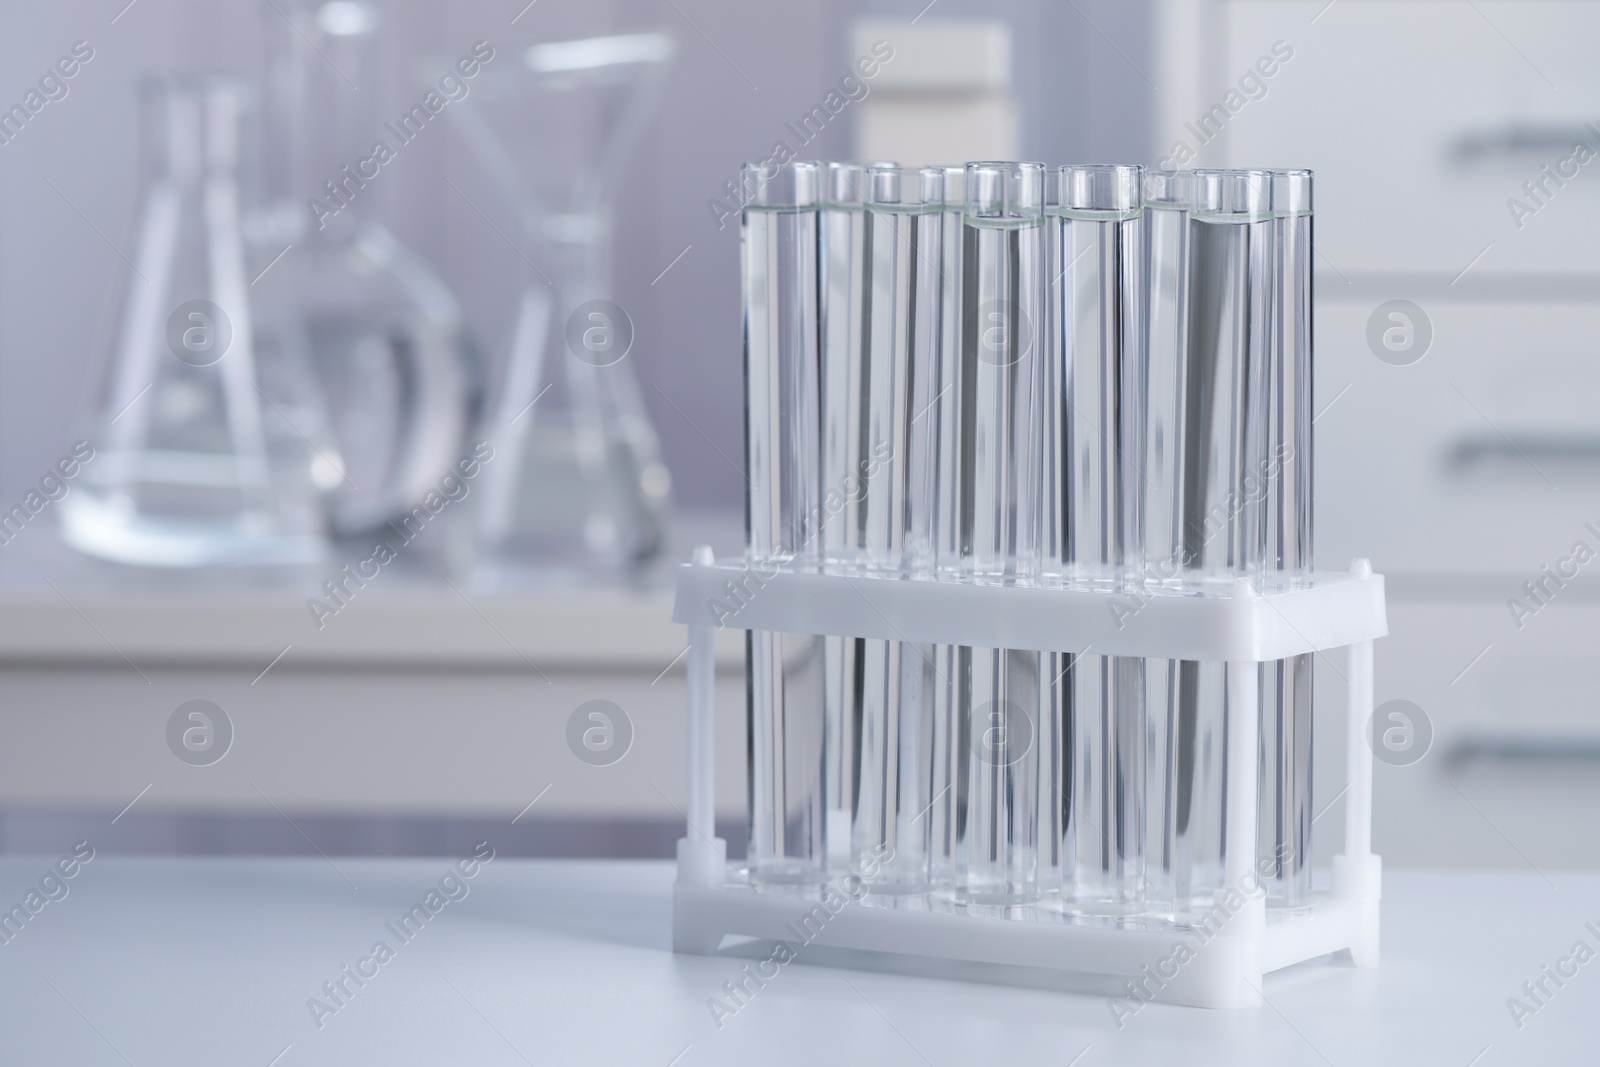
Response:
0,0,1595,872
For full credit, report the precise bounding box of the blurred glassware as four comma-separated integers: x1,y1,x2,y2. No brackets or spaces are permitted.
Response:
60,76,336,567
453,31,674,584
249,0,481,542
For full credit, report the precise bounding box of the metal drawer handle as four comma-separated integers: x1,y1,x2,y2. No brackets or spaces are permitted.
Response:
1446,735,1600,768
1446,432,1600,470
1451,122,1600,163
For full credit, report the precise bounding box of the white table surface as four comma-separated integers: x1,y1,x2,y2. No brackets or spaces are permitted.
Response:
0,857,1594,1065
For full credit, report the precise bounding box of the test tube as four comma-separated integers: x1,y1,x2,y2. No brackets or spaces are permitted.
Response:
859,164,944,576
1143,171,1192,592
1259,169,1314,906
1164,169,1274,916
1141,170,1191,914
1042,165,1148,912
927,165,967,888
851,165,944,890
742,160,827,885
955,162,1045,905
819,163,867,868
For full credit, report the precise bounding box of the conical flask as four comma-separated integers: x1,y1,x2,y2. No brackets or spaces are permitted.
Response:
453,32,675,583
61,76,336,567
249,0,481,541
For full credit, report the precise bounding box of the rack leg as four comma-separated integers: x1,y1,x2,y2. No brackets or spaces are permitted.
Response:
1334,559,1381,967
676,548,726,891
1220,641,1264,1006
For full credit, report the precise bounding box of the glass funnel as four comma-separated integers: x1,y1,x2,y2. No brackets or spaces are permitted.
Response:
453,31,675,582
60,76,335,567
249,0,481,541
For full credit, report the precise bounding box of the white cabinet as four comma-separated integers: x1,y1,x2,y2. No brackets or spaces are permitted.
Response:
1160,0,1600,869
1160,0,1600,578
1161,0,1600,275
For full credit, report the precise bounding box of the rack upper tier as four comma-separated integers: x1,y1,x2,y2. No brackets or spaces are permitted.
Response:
672,553,1386,662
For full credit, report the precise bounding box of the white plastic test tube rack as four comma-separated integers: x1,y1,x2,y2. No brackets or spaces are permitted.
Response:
671,547,1386,1009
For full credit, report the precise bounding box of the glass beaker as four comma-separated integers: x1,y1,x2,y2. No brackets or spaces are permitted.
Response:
454,32,675,582
61,76,335,567
250,0,482,543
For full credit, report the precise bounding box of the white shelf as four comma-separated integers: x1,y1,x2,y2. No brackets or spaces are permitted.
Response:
0,586,688,668
0,513,746,668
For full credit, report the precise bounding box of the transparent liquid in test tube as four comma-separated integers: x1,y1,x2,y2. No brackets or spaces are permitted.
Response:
954,162,1045,906
850,165,944,891
819,163,867,872
926,165,968,889
1260,169,1314,908
742,160,826,886
1042,165,1147,914
1142,170,1189,916
1151,169,1274,917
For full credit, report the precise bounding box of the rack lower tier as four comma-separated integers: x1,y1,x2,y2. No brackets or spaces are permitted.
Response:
674,859,1380,1009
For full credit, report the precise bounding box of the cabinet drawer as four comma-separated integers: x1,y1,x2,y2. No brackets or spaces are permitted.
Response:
1190,0,1600,275
1316,295,1600,576
1365,601,1600,868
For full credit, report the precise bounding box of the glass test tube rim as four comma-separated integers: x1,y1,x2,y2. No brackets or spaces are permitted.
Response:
935,164,967,210
741,158,822,210
964,160,1046,223
1190,166,1275,222
1141,168,1310,214
1142,168,1193,212
1271,168,1314,217
825,160,869,208
864,162,944,212
1050,162,1144,221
